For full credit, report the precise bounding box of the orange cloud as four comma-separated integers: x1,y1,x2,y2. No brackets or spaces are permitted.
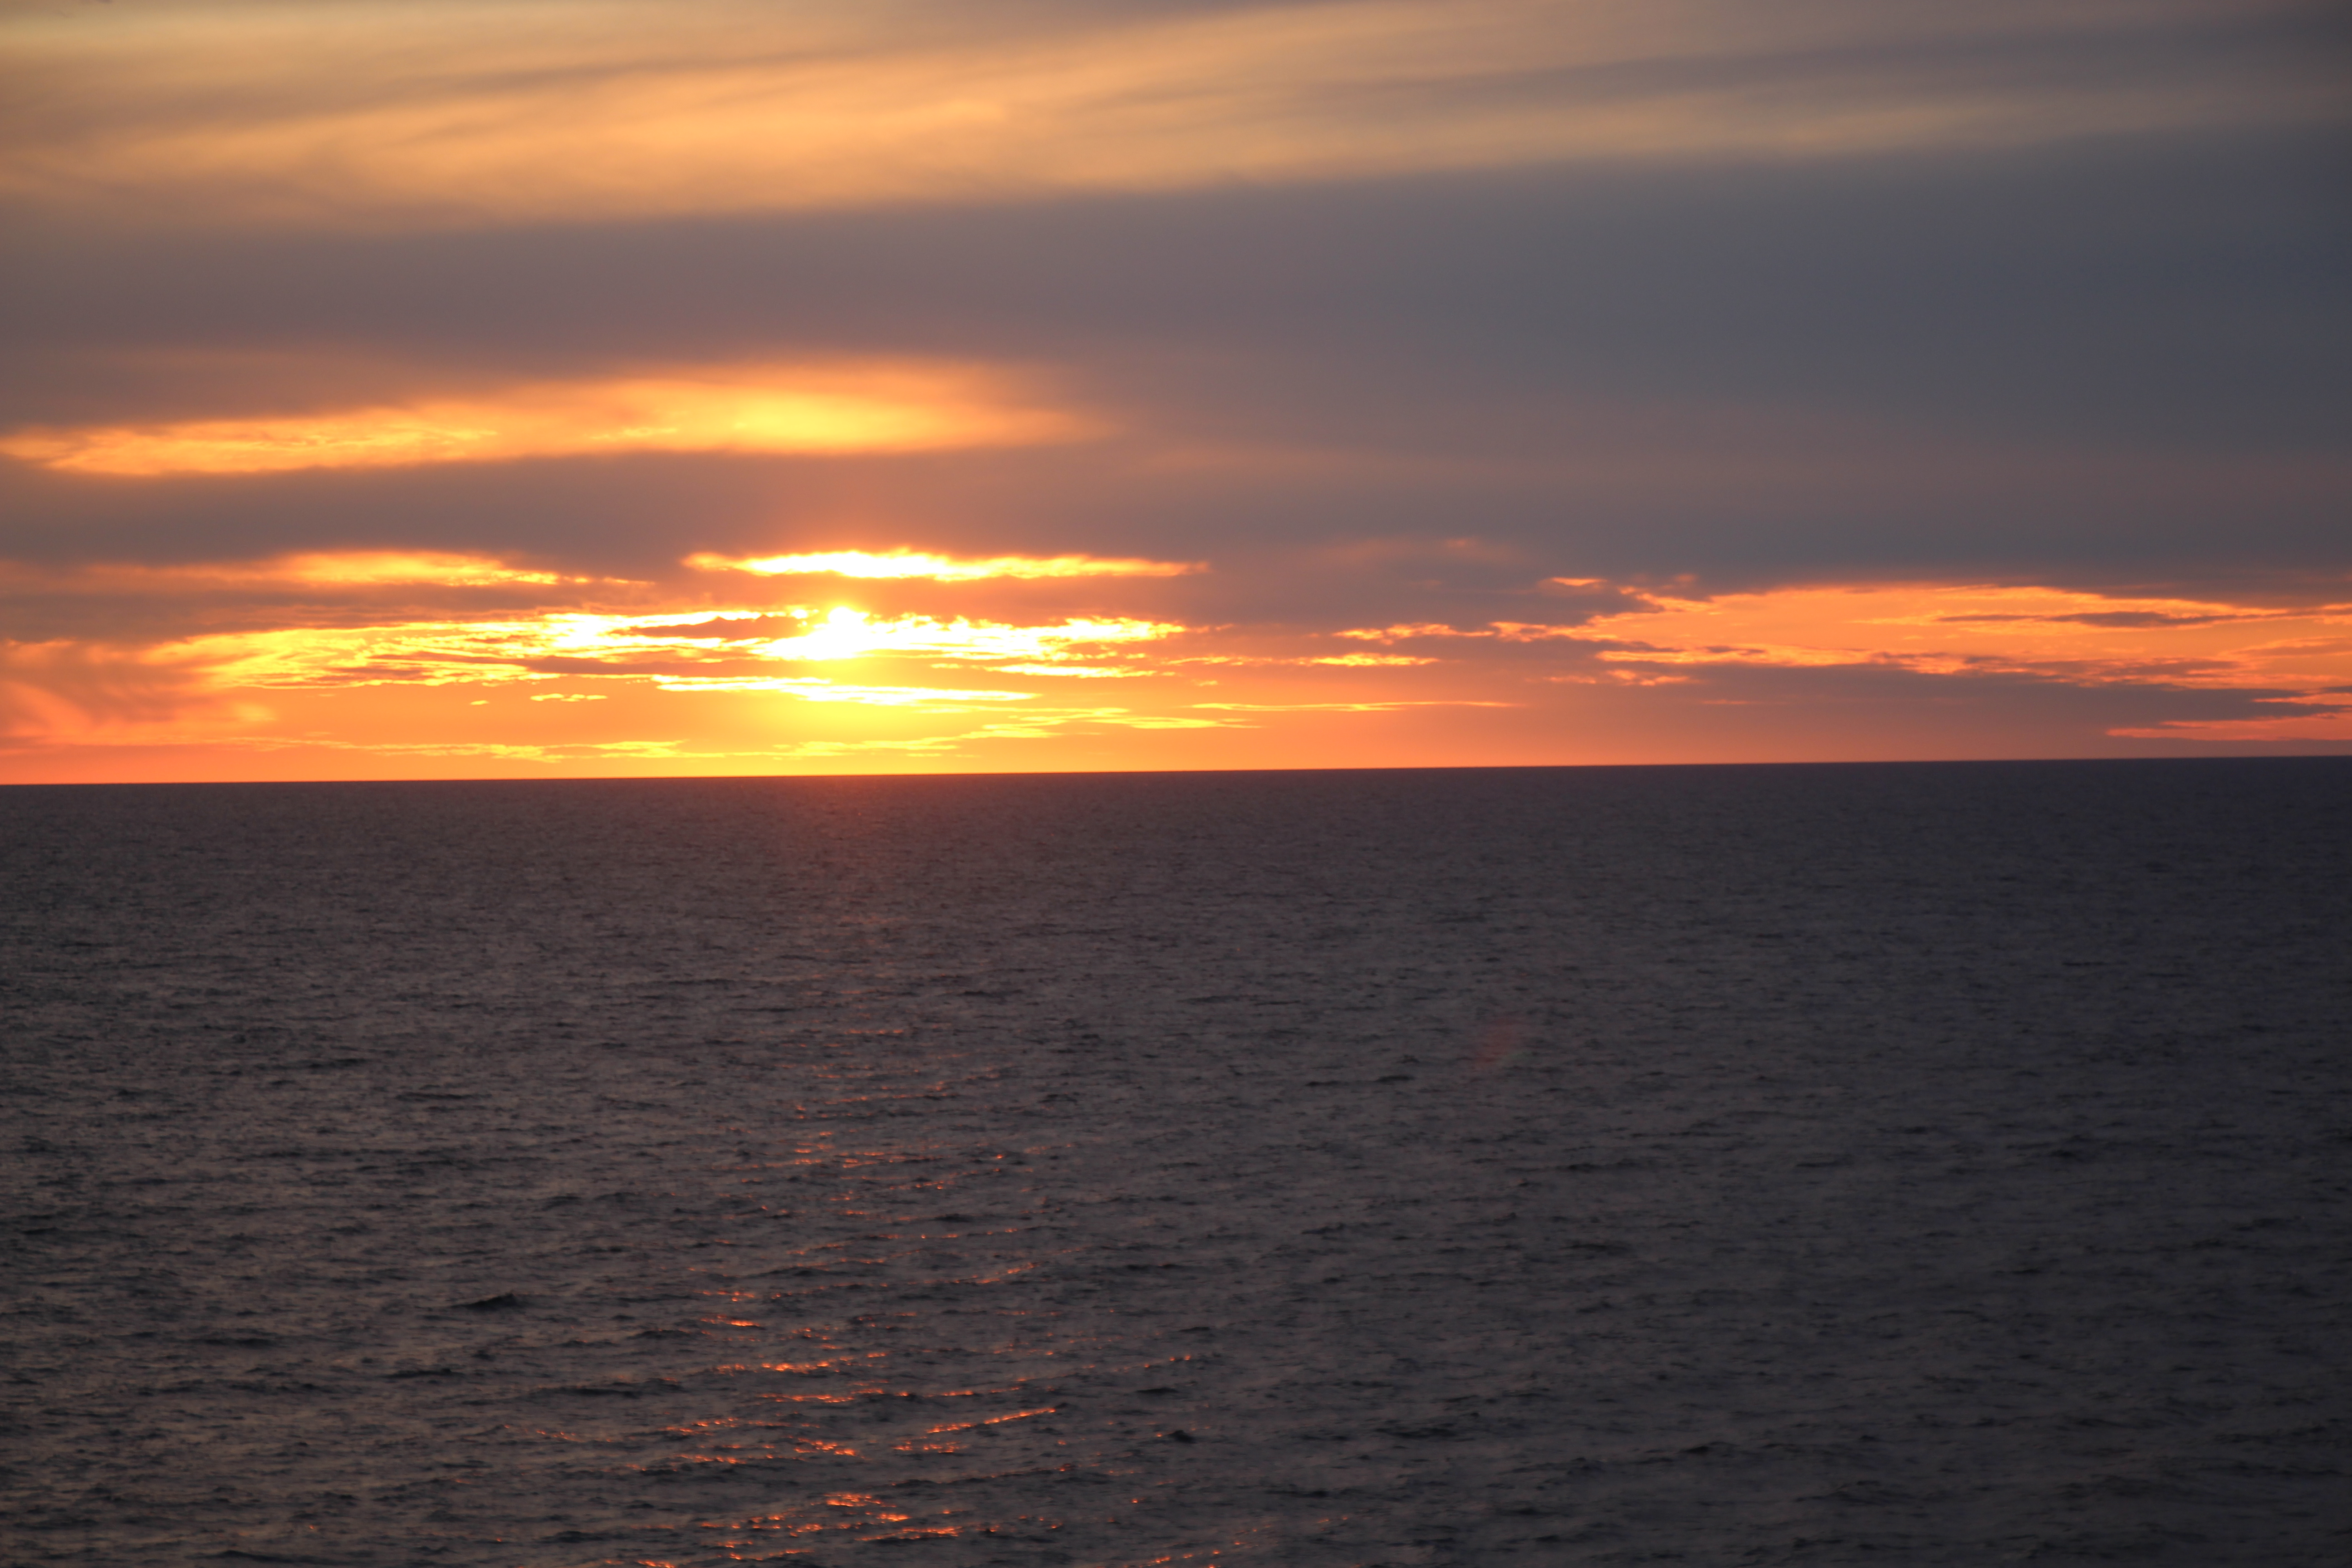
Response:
1171,653,1440,668
152,605,1184,694
0,643,157,739
4,552,621,591
2108,706,2352,744
0,364,1093,476
1193,699,1514,712
706,606,1182,666
689,550,1200,581
1570,583,2352,695
9,0,2329,229
1336,583,2352,696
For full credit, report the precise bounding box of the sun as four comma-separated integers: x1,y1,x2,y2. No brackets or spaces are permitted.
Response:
786,607,886,662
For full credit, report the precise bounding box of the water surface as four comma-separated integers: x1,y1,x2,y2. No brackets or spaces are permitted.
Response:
5,760,2348,1564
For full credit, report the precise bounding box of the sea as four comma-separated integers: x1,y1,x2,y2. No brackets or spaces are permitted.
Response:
3,759,2348,1567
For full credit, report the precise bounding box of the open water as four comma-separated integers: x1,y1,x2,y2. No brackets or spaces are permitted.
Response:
3,760,2349,1567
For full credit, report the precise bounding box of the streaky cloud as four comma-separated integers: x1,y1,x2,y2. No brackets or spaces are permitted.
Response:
6,0,2337,229
0,363,1094,475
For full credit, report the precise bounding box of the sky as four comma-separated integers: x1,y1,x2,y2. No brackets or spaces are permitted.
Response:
2,0,2347,782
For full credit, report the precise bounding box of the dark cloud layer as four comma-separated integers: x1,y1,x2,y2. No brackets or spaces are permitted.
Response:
10,128,2344,446
7,121,2345,605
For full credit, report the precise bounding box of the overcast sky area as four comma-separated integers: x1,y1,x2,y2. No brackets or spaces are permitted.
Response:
2,0,2347,780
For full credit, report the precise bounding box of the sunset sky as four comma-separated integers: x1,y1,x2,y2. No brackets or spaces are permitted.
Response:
3,0,2347,781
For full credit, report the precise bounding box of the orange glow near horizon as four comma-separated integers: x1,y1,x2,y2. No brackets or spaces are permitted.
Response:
128,605,1187,693
0,365,1093,476
5,577,2347,781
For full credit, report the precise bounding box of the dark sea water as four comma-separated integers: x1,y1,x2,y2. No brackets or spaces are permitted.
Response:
4,760,2349,1567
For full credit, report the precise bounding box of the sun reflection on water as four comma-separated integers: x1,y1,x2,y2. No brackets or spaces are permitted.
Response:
537,1031,1212,1564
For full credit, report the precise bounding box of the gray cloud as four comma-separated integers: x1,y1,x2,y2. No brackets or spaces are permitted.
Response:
6,122,2344,450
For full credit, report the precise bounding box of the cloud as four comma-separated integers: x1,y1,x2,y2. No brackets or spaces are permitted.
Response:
1324,581,2352,702
624,614,808,641
2108,704,2352,744
9,0,2334,230
7,127,2342,610
3,550,617,589
1191,699,1512,711
0,363,1094,475
0,546,671,645
0,637,227,743
688,549,1200,580
151,605,1186,693
1563,583,2352,693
